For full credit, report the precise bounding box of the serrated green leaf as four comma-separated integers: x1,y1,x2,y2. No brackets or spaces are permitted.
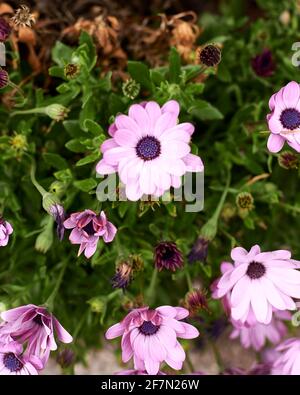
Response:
65,139,86,153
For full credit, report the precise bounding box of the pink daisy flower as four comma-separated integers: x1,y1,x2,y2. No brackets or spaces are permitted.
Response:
267,81,300,153
272,338,300,375
115,369,166,375
96,100,204,201
64,209,117,258
0,341,43,375
213,245,300,324
105,306,199,375
0,304,73,367
0,217,13,247
230,310,290,351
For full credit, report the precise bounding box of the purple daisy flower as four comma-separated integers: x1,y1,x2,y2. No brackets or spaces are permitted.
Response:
64,209,117,259
0,217,13,247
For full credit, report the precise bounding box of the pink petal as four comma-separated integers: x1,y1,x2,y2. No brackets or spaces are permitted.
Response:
250,280,270,324
282,81,300,108
115,115,140,135
182,153,204,172
105,323,124,339
174,307,189,320
101,138,118,154
121,333,133,363
114,129,139,147
144,358,160,375
128,104,150,135
148,335,167,362
177,322,199,339
262,277,287,310
1,305,34,322
139,163,156,195
154,113,178,137
53,317,73,343
96,159,116,175
230,276,250,307
231,247,248,262
145,101,161,129
103,147,135,165
84,242,98,258
268,115,282,134
267,134,285,153
155,306,177,318
125,178,143,201
161,140,190,159
160,158,186,176
160,128,191,143
269,93,276,111
161,100,180,118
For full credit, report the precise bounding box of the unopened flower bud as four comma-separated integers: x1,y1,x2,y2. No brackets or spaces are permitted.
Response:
185,289,209,315
64,63,80,79
122,79,140,100
188,237,209,264
88,297,106,313
278,151,299,170
0,17,11,42
56,349,75,369
45,104,69,121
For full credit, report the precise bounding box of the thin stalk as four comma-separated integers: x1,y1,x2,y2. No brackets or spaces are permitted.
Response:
146,268,158,305
45,259,68,311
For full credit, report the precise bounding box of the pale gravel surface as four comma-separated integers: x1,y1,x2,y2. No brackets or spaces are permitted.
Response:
43,329,257,375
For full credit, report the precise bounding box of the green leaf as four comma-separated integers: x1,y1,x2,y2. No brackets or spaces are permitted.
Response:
74,178,97,192
83,119,104,136
65,139,86,153
128,61,153,93
76,152,99,166
43,153,68,170
79,31,97,71
63,120,83,138
168,47,181,83
48,66,65,79
51,41,73,67
188,100,223,120
54,169,73,182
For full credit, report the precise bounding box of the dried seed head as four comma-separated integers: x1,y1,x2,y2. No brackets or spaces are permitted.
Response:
198,44,221,67
0,68,8,88
185,289,209,315
11,5,35,28
111,261,133,290
154,241,184,272
278,151,299,170
122,79,140,100
64,63,80,79
236,192,254,211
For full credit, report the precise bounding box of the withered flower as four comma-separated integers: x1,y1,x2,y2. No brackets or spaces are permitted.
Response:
11,5,35,28
111,261,133,290
198,44,222,67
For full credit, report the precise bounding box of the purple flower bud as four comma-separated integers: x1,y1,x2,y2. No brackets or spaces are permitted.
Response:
251,49,275,77
188,237,209,264
0,217,13,247
49,204,66,241
0,17,11,42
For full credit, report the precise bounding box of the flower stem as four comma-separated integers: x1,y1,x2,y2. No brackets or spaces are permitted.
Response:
10,107,46,117
185,350,195,373
28,155,47,196
185,271,193,291
147,268,158,306
209,339,224,373
45,259,68,311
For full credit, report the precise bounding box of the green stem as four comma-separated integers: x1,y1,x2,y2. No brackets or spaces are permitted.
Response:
146,268,158,305
211,171,232,223
185,271,193,291
44,259,68,311
185,350,195,373
10,107,46,117
209,339,224,373
28,155,47,196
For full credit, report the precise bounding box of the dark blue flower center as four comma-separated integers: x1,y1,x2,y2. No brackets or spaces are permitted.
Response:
33,314,43,326
139,320,160,335
136,136,161,161
82,221,95,235
3,353,23,372
246,261,266,280
280,108,300,130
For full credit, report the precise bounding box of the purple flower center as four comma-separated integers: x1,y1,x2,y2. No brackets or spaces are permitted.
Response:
33,314,43,326
246,261,266,279
136,136,161,161
139,320,160,335
82,221,95,235
280,108,300,130
3,353,23,372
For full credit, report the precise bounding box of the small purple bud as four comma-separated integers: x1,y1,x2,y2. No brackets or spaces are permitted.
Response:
49,204,66,241
0,17,11,42
188,237,209,264
251,48,276,77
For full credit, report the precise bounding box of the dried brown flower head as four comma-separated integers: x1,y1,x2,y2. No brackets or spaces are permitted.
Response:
198,44,222,67
11,5,35,28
